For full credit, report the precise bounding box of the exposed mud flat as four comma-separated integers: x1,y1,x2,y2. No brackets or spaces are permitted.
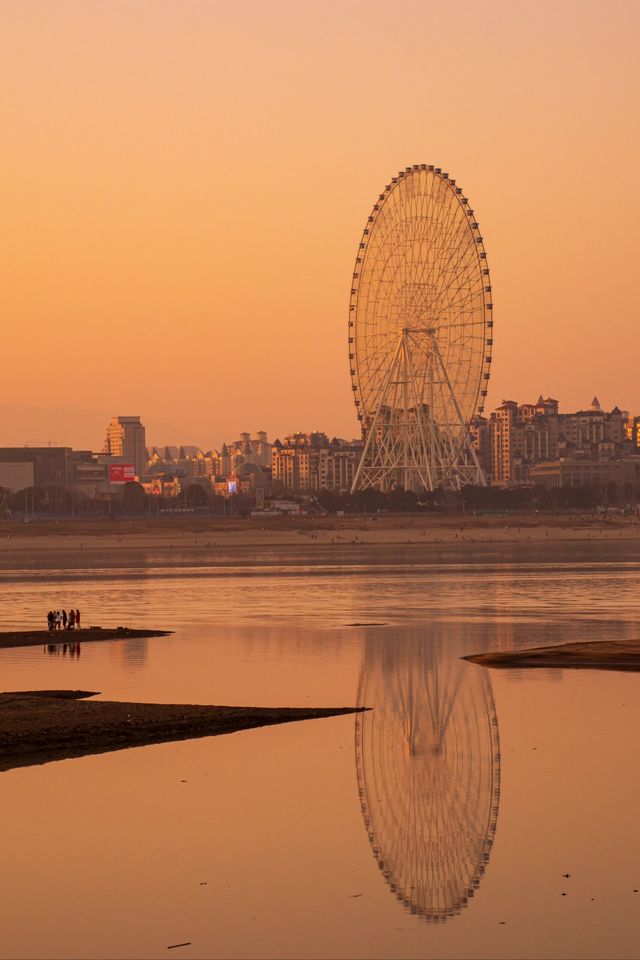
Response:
0,690,366,771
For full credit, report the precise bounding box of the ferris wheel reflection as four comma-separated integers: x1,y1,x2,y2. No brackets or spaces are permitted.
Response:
355,632,500,922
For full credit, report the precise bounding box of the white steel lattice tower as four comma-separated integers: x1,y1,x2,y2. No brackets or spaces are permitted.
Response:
348,164,494,492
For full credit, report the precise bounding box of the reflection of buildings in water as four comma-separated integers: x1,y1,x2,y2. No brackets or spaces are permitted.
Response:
355,633,500,922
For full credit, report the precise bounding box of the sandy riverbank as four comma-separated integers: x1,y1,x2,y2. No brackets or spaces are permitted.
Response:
0,690,365,772
465,640,640,671
2,513,640,556
0,627,171,650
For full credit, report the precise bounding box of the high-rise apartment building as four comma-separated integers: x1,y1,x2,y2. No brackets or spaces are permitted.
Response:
271,434,362,493
271,434,330,491
104,416,147,478
490,401,519,485
489,396,630,486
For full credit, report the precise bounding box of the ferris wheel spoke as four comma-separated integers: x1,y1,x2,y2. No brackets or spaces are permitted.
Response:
432,237,478,305
422,187,462,291
432,202,464,284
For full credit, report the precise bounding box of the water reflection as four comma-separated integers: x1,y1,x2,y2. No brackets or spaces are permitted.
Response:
111,638,149,668
45,642,81,658
355,631,500,922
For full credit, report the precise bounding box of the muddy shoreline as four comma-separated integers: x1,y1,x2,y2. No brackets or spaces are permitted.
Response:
0,690,366,772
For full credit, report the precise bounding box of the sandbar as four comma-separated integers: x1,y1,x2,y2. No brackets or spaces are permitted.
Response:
0,627,171,650
0,690,366,772
464,640,640,672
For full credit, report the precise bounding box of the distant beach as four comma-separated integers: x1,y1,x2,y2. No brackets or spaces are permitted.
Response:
1,513,640,558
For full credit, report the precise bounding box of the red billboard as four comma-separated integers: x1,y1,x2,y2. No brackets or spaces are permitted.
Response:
109,464,136,484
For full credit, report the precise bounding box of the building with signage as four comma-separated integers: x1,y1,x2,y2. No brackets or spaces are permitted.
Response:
104,416,147,478
108,464,136,484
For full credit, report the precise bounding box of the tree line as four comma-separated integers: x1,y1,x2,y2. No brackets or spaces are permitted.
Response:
0,479,635,519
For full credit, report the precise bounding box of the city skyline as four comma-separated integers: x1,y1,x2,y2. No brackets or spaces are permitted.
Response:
3,393,638,507
2,387,640,454
2,0,639,450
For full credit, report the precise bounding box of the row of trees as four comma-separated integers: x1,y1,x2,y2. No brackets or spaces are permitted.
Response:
318,482,631,513
0,480,635,519
0,483,248,518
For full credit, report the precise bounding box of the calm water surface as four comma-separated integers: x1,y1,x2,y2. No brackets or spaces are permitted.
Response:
1,543,640,959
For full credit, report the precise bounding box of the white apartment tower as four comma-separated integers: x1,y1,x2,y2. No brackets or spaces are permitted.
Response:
104,416,147,478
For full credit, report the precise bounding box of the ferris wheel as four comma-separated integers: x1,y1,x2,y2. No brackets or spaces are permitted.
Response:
349,164,493,492
355,634,501,922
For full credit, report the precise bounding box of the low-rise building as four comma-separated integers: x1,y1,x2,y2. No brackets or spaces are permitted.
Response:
529,458,640,501
0,446,72,488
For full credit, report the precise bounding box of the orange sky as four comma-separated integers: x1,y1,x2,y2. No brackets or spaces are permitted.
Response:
1,0,638,450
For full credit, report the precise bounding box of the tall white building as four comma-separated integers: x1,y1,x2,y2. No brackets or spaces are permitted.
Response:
104,416,147,478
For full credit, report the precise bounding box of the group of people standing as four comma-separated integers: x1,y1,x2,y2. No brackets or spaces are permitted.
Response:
47,608,81,632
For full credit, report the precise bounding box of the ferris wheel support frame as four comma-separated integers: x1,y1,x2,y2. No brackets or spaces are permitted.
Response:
350,328,485,494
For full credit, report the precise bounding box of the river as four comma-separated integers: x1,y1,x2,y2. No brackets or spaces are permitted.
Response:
1,541,639,959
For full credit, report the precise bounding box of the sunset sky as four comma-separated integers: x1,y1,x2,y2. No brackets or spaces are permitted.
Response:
1,0,638,450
